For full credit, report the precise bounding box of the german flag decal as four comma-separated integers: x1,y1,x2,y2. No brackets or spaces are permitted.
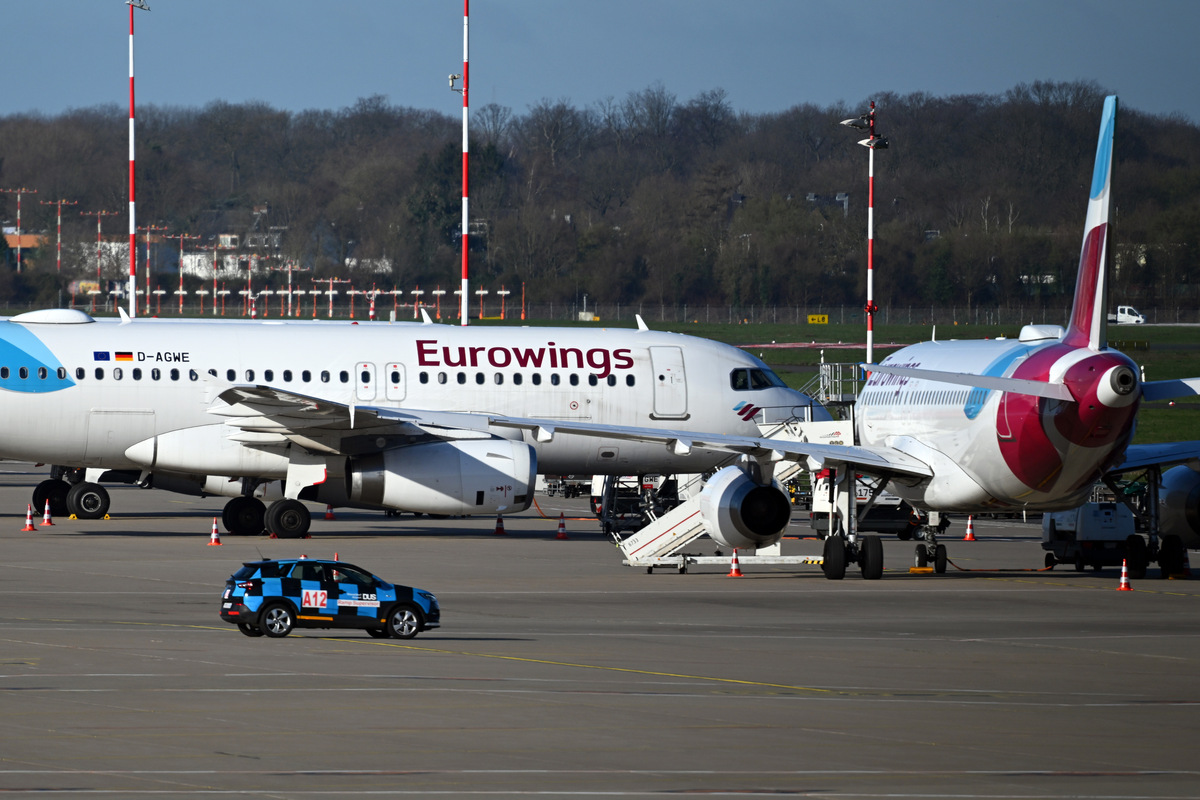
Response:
115,352,133,362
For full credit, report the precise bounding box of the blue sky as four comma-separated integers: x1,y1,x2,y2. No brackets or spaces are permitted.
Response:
4,0,1198,121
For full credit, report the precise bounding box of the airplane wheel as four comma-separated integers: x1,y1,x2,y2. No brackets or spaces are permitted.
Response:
913,545,928,568
1044,553,1056,569
822,536,846,580
224,496,266,536
66,482,110,520
33,479,70,518
859,535,884,580
265,499,311,539
934,544,948,574
1125,535,1148,579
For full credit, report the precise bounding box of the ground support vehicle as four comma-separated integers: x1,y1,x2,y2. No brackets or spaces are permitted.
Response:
1043,502,1149,577
220,558,440,639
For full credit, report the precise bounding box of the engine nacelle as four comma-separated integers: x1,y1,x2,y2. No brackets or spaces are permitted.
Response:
1160,465,1200,549
698,466,793,550
346,439,536,516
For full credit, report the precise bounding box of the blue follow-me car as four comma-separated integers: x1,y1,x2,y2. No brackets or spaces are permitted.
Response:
220,558,440,639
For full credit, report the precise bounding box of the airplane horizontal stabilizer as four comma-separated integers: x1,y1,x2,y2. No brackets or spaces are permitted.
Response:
1141,378,1200,402
1111,441,1200,473
864,364,1074,401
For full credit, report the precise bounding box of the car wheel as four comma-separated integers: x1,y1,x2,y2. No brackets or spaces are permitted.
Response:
237,622,264,637
265,499,311,539
260,603,295,638
386,604,423,639
366,627,390,639
66,482,110,520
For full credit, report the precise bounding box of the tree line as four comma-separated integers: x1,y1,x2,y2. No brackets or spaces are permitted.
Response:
0,79,1197,311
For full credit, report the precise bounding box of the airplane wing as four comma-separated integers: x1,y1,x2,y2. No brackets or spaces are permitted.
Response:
212,385,934,480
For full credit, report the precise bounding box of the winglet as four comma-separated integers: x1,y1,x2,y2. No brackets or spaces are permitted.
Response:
1063,95,1117,351
420,308,434,325
635,314,649,332
118,307,131,325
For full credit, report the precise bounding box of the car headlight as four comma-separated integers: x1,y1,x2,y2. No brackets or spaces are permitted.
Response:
416,590,438,605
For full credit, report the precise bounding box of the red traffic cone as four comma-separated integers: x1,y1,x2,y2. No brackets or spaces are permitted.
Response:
324,504,336,521
21,504,36,532
556,512,569,540
40,498,55,527
1117,558,1132,591
963,515,975,541
208,517,223,546
727,548,744,577
493,513,506,535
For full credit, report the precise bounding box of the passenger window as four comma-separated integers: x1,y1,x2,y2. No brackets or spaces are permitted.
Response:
113,368,122,380
391,370,401,384
227,369,236,381
588,375,598,387
532,373,542,386
339,371,349,383
607,375,616,386
152,368,161,380
133,368,142,380
321,370,330,383
360,369,370,384
283,370,292,382
438,372,447,385
170,368,180,381
569,374,579,386
93,367,103,380
208,369,217,377
513,373,523,386
457,372,466,385
189,369,199,381
550,374,560,386
37,367,47,379
475,372,485,385
301,370,311,383
264,369,274,382
419,372,429,384
494,373,503,385
626,375,636,387
57,367,66,380
245,370,255,381
74,367,83,380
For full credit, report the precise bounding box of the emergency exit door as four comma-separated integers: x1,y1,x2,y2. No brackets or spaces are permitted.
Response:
649,346,688,419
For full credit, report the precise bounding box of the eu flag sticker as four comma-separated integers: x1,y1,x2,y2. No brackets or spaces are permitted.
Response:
93,351,110,362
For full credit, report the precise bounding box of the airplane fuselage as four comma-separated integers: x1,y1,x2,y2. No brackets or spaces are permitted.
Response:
0,312,820,479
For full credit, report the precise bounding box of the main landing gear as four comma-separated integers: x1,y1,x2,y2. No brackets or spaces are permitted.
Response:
220,496,312,539
821,526,885,580
33,476,110,520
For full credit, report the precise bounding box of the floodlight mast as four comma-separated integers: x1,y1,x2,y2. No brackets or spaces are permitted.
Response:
40,198,78,273
127,0,150,317
1,188,38,273
449,0,469,326
840,101,888,366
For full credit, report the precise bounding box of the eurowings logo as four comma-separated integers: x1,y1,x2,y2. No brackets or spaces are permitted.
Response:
733,401,760,421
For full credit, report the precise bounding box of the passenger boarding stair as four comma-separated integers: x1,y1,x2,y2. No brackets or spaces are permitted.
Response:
618,419,837,572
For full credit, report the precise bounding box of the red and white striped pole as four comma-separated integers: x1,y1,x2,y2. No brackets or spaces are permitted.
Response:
866,101,876,365
452,0,469,326
1,188,36,273
127,1,150,317
41,199,76,273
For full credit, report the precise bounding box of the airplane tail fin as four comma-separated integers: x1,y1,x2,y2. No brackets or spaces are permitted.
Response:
1063,95,1117,351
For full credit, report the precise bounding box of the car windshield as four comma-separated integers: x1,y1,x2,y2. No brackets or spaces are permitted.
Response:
330,564,375,585
232,565,258,580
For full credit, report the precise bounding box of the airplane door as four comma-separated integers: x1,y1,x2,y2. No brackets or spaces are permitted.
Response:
384,362,406,401
649,346,688,419
356,362,376,401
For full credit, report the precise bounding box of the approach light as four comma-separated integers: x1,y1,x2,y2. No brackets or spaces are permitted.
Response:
858,137,889,150
840,117,870,130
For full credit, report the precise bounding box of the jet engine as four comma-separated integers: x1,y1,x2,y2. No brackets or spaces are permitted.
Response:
698,466,793,550
346,439,536,516
1159,465,1200,549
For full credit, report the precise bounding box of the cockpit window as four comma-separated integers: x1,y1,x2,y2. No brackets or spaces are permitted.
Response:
731,368,788,391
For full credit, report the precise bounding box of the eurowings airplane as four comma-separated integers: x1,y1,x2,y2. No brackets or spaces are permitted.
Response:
5,94,1197,579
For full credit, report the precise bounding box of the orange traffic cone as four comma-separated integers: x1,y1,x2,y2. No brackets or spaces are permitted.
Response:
1117,558,1132,591
727,548,744,577
208,517,223,546
21,504,36,531
963,515,975,541
324,505,336,521
556,512,568,540
40,498,55,527
493,514,506,535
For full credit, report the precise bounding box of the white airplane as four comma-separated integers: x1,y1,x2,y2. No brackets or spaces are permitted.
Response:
6,308,828,546
7,95,1198,580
